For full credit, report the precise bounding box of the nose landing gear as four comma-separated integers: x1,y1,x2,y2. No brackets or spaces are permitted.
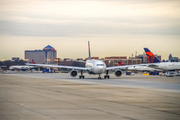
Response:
98,74,101,79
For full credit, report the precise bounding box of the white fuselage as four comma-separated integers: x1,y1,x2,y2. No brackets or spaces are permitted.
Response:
128,62,180,71
152,62,180,70
85,60,106,74
9,65,35,70
127,66,156,71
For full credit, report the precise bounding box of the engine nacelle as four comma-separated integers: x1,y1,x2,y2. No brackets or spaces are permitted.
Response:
70,70,78,77
114,69,122,77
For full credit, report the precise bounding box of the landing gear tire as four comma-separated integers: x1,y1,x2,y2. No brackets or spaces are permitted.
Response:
104,75,110,79
98,74,102,79
79,75,85,79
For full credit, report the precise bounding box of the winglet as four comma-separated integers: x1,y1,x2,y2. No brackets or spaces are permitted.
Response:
88,41,91,60
144,48,161,63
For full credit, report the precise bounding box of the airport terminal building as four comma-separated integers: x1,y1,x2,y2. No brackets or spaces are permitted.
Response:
25,45,57,64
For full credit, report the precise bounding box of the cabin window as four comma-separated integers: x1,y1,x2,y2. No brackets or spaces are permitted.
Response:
97,64,104,66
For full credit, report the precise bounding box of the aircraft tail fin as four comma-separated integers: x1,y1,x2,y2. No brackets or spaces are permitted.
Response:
144,48,161,63
88,41,91,60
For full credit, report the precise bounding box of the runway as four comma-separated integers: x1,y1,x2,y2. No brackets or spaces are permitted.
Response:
0,72,180,120
8,72,180,93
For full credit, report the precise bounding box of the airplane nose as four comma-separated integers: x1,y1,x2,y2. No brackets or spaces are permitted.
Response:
99,67,104,72
94,66,105,73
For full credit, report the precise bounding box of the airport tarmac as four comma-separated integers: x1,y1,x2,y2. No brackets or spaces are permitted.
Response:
0,72,180,120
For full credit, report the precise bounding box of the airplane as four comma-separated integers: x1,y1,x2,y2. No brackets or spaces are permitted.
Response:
26,41,142,79
143,48,180,71
9,65,36,71
9,60,37,71
127,49,162,72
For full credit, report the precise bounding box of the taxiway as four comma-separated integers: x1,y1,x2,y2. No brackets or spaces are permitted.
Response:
0,73,180,120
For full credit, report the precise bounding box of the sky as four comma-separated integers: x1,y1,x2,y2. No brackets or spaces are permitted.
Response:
0,0,180,60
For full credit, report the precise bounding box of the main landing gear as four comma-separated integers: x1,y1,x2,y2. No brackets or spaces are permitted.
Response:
104,70,110,79
104,75,109,79
79,76,84,79
79,70,84,79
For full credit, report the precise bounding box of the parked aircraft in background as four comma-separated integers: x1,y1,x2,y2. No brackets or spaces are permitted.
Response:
9,60,37,71
144,48,180,71
9,66,35,71
26,41,142,79
127,48,162,72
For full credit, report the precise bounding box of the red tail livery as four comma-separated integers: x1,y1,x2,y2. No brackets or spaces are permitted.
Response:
144,48,161,63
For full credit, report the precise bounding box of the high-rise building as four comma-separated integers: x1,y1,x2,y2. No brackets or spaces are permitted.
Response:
25,45,57,64
169,54,178,62
169,54,172,60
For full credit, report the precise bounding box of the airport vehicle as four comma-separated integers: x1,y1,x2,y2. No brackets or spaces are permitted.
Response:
159,72,166,76
26,42,141,79
144,48,180,71
165,72,177,77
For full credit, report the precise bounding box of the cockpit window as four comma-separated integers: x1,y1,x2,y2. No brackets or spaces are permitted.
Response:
97,64,104,66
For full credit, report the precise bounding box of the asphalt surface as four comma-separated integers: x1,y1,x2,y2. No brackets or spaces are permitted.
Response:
0,72,180,120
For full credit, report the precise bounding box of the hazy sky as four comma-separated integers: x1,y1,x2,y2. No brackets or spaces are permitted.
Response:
0,0,180,60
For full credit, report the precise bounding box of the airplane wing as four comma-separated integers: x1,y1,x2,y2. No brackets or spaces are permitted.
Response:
106,62,161,70
106,64,145,70
25,63,89,71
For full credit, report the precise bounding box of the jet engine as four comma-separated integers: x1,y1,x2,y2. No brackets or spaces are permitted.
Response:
114,69,122,77
70,70,78,77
